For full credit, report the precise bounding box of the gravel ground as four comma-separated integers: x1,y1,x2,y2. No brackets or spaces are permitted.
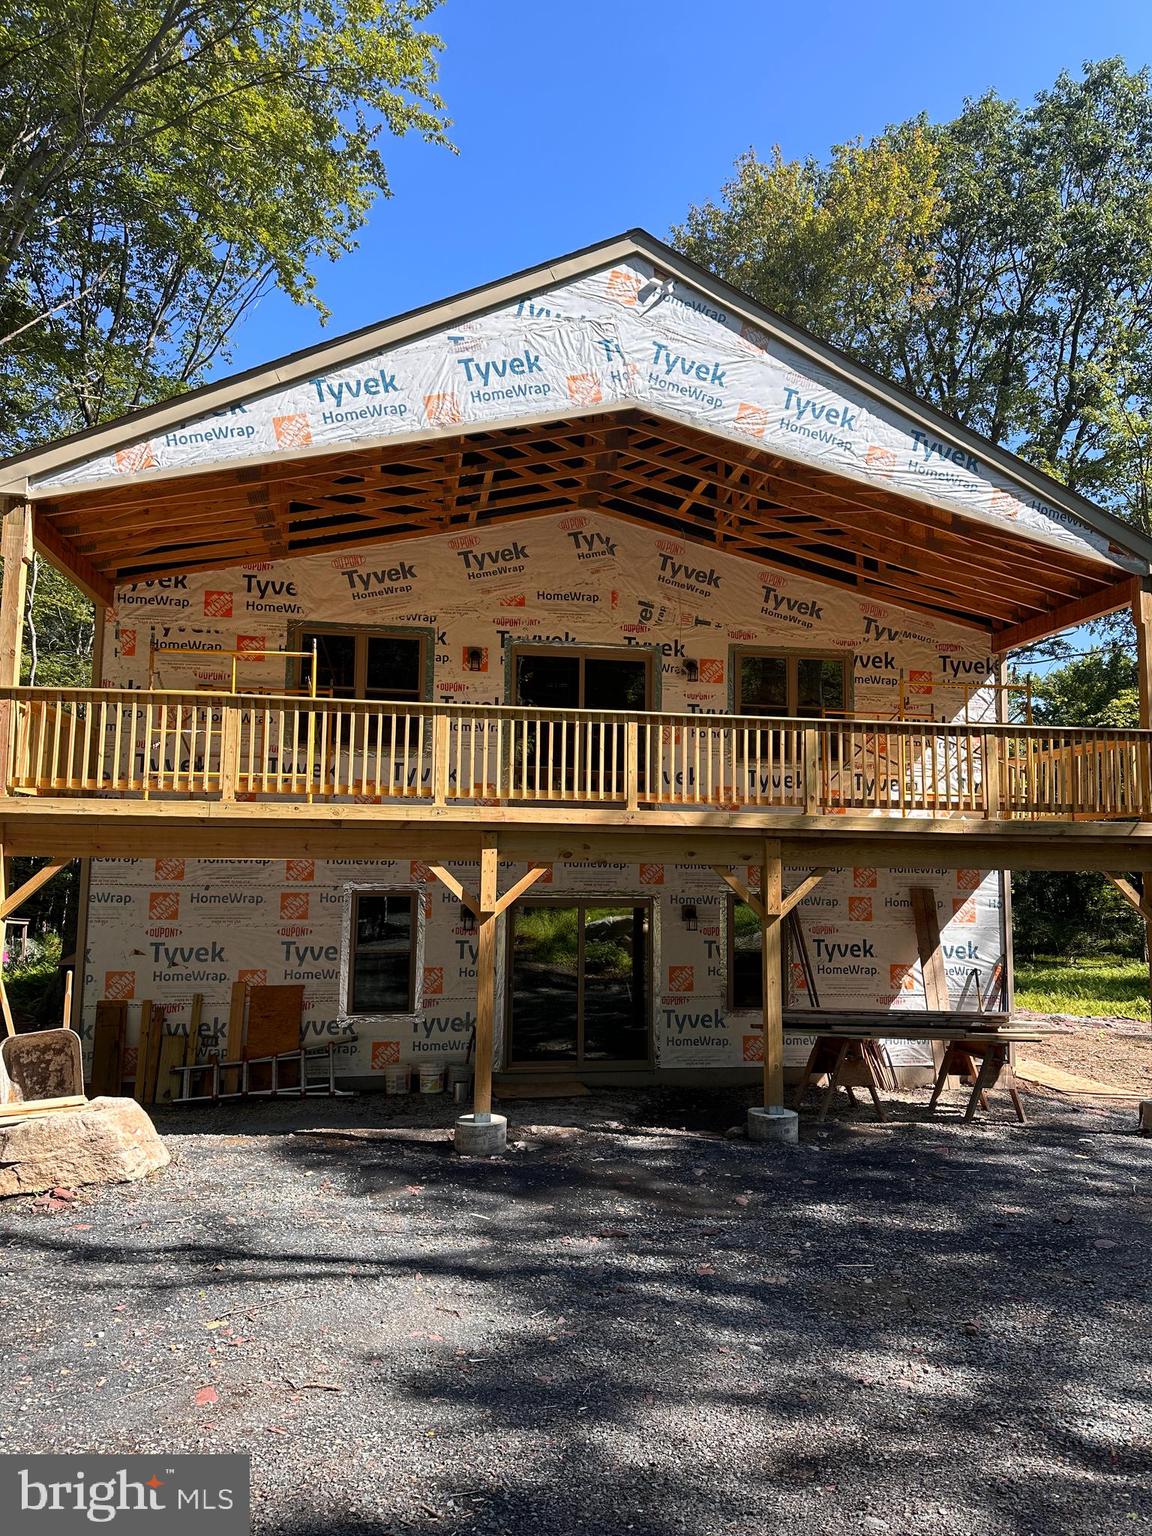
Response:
2,1085,1150,1536
1013,1014,1152,1094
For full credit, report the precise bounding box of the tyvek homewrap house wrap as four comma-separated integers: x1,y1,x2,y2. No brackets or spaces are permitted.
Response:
4,231,1145,1087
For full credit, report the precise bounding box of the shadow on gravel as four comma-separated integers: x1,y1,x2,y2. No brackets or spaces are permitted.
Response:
254,1094,1151,1535
6,1088,1148,1536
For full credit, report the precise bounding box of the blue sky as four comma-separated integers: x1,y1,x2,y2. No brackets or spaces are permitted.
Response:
226,0,1152,374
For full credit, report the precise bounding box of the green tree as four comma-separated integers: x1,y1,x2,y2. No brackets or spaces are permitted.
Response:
0,0,451,684
674,58,1152,535
0,0,451,446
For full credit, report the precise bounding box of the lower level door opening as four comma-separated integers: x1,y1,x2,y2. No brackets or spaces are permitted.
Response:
507,900,651,1068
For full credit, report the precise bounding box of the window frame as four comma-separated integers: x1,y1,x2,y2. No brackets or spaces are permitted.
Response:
288,622,431,702
509,645,655,711
340,885,422,1022
504,895,654,1068
730,646,854,720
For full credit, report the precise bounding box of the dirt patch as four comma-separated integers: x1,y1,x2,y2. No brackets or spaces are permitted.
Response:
1021,1025,1152,1094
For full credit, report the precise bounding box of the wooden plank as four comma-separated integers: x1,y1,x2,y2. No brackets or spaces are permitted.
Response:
761,837,784,1107
911,886,950,1012
0,1093,87,1119
245,984,304,1058
0,856,71,919
90,1000,126,1096
134,1000,163,1105
0,500,31,687
155,1025,187,1105
780,867,829,919
226,980,247,1059
185,993,203,1068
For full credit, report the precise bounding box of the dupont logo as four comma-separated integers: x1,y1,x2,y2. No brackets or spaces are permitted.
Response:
280,891,310,921
119,628,137,658
956,869,983,892
866,444,897,468
559,514,589,532
423,966,444,996
848,896,874,922
285,858,315,882
154,857,185,882
424,392,462,427
952,898,977,925
371,1040,402,1069
734,402,769,437
853,867,878,888
149,891,180,922
410,860,431,883
236,635,267,658
697,658,724,684
566,373,602,406
237,969,268,991
204,590,233,618
668,964,694,993
605,267,642,305
448,533,481,551
331,553,365,571
104,970,136,1001
655,538,683,556
114,442,157,474
742,1033,764,1062
890,963,917,992
273,413,312,449
639,863,665,885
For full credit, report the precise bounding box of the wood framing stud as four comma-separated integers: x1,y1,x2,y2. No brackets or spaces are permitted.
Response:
760,838,784,1108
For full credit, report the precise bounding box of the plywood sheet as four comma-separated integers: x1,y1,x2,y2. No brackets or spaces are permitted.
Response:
245,984,304,1059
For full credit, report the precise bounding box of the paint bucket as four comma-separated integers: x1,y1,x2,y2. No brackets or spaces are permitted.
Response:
384,1066,410,1095
446,1064,472,1091
419,1065,445,1095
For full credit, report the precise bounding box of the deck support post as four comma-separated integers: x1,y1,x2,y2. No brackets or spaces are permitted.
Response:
760,837,784,1107
1135,583,1152,1001
0,500,31,797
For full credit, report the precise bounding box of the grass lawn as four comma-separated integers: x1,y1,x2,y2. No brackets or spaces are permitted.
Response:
1014,954,1150,1020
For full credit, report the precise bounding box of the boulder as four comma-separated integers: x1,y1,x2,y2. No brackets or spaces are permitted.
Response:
0,1096,169,1198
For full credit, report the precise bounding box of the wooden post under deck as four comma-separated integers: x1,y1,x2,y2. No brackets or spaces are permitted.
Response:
473,833,499,1120
760,837,784,1106
0,500,31,795
1134,584,1152,999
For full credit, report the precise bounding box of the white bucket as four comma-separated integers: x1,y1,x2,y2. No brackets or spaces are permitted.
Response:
418,1065,445,1095
384,1066,410,1095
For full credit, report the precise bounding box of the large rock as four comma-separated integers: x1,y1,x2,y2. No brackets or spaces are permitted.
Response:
0,1096,169,1198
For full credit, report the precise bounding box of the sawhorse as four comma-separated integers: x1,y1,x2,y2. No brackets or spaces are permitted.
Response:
928,1037,1026,1123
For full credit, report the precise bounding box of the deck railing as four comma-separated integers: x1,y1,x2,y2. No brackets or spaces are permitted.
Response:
1,687,1149,822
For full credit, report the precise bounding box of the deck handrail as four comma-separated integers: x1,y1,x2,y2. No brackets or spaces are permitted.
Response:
0,685,1148,822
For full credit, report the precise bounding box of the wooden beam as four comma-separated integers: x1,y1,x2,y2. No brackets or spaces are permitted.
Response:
761,838,784,1107
32,512,116,606
0,850,12,1036
492,863,551,918
911,886,950,1011
0,500,32,687
1105,872,1152,923
780,867,830,919
994,576,1140,653
0,855,71,919
427,863,482,920
474,834,499,1119
712,864,764,921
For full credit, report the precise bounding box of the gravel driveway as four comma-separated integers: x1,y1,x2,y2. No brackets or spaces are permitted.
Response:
2,1087,1149,1536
